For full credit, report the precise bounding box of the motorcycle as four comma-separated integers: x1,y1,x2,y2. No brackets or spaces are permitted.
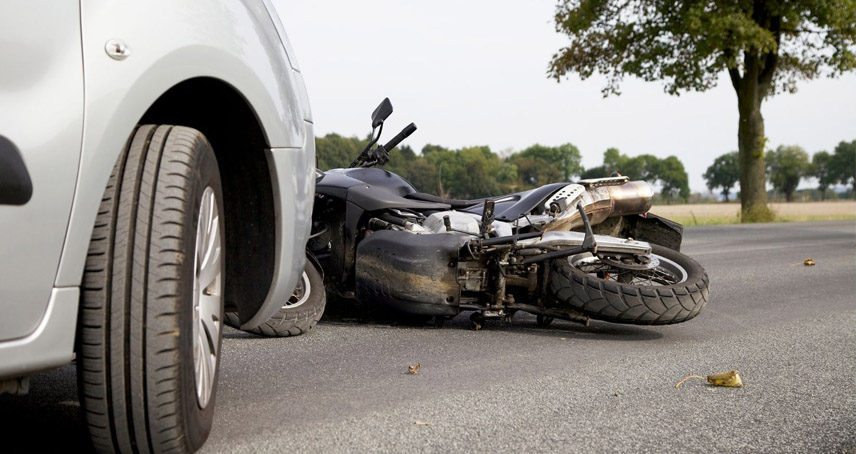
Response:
298,98,709,331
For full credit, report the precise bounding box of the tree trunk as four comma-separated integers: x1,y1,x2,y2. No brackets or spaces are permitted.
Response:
722,189,730,203
735,75,771,221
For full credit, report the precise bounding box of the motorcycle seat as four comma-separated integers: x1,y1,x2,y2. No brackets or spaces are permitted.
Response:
404,192,487,209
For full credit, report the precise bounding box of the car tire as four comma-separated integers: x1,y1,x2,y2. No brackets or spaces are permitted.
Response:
77,125,225,453
224,259,325,337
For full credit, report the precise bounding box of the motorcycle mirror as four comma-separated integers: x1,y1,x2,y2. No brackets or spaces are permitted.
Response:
371,98,393,128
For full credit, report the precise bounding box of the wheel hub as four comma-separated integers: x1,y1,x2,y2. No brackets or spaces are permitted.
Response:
192,186,223,409
600,254,660,271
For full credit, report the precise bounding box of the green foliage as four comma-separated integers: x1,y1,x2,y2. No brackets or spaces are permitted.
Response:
811,150,835,200
655,156,691,203
419,144,520,198
703,152,740,202
550,0,856,96
587,148,690,202
766,145,811,202
579,165,609,179
513,143,583,181
506,143,582,191
832,140,856,191
740,204,776,223
315,133,367,170
550,0,856,221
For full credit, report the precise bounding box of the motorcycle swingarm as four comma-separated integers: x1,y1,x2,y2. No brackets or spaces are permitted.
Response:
517,231,652,256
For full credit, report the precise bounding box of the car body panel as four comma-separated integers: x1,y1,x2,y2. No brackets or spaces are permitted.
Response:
1,0,313,377
244,123,315,328
0,288,78,379
55,0,311,326
0,2,84,342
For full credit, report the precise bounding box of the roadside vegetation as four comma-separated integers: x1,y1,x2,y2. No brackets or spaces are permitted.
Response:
548,0,855,222
651,201,856,226
316,134,856,213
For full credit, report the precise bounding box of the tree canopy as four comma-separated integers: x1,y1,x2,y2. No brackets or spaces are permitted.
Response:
832,139,856,192
766,145,811,202
580,148,690,202
315,134,688,201
550,0,856,96
550,0,856,221
703,152,740,202
810,150,835,200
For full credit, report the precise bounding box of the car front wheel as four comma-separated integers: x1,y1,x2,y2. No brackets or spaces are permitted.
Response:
77,125,224,453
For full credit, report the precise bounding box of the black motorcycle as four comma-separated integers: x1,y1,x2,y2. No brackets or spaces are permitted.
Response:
235,98,710,334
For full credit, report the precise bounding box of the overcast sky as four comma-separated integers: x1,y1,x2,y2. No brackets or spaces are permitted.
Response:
272,0,856,193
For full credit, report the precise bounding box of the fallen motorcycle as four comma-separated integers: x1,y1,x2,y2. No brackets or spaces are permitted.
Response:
249,98,710,333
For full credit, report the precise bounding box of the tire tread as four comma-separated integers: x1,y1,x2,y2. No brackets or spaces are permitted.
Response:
549,244,709,325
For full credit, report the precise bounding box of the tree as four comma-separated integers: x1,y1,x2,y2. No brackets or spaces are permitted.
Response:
315,133,365,170
703,152,740,202
550,0,856,221
514,143,583,181
422,144,517,199
811,151,835,200
579,165,609,179
654,156,691,203
601,148,659,181
508,155,563,188
766,145,810,202
832,140,856,193
584,148,689,201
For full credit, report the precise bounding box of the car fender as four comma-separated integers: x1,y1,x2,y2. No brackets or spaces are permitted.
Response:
56,0,313,329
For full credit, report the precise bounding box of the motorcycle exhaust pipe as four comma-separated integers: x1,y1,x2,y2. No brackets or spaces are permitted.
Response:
544,180,654,232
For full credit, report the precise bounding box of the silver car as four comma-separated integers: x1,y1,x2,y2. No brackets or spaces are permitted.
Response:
0,1,315,452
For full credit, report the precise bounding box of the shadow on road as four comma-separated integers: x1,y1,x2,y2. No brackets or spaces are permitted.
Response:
312,295,663,342
0,365,94,454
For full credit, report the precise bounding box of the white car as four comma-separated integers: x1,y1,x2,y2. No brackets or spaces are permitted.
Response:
0,1,316,452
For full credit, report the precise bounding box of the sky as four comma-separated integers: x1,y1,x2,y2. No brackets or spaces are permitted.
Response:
272,0,856,193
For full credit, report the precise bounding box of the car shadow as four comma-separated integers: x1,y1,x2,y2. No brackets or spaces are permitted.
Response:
0,364,94,454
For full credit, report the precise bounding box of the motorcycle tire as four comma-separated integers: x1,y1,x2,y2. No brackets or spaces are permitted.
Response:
224,260,325,337
548,244,709,325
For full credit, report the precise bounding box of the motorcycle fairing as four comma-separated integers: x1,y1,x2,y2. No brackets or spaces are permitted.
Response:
355,229,464,316
315,168,449,290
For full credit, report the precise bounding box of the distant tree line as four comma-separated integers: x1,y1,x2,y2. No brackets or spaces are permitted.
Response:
704,140,856,202
315,134,691,202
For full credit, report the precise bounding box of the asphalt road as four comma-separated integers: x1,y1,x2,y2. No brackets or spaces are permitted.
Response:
2,220,854,453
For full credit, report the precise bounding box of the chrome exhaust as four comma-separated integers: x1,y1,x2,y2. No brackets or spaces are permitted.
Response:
543,179,653,232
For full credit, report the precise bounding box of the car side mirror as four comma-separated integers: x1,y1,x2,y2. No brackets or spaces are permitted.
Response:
371,98,393,128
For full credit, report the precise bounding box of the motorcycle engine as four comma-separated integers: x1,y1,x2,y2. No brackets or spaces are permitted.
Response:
423,211,481,235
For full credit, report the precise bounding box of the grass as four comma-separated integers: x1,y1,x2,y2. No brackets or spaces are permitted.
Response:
664,214,856,226
649,201,856,227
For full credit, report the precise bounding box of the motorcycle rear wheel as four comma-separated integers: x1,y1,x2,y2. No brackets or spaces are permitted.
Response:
224,261,325,336
548,244,709,325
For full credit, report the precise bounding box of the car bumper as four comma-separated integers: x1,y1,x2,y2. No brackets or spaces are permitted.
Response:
0,288,78,380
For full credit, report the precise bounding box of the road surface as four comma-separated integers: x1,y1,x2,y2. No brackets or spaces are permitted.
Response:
2,220,854,453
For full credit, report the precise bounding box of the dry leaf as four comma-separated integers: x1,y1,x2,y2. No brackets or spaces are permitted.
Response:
408,363,420,375
706,370,744,387
804,258,815,266
676,370,745,388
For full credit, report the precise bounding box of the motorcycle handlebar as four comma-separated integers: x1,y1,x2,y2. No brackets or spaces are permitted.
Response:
383,123,417,151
